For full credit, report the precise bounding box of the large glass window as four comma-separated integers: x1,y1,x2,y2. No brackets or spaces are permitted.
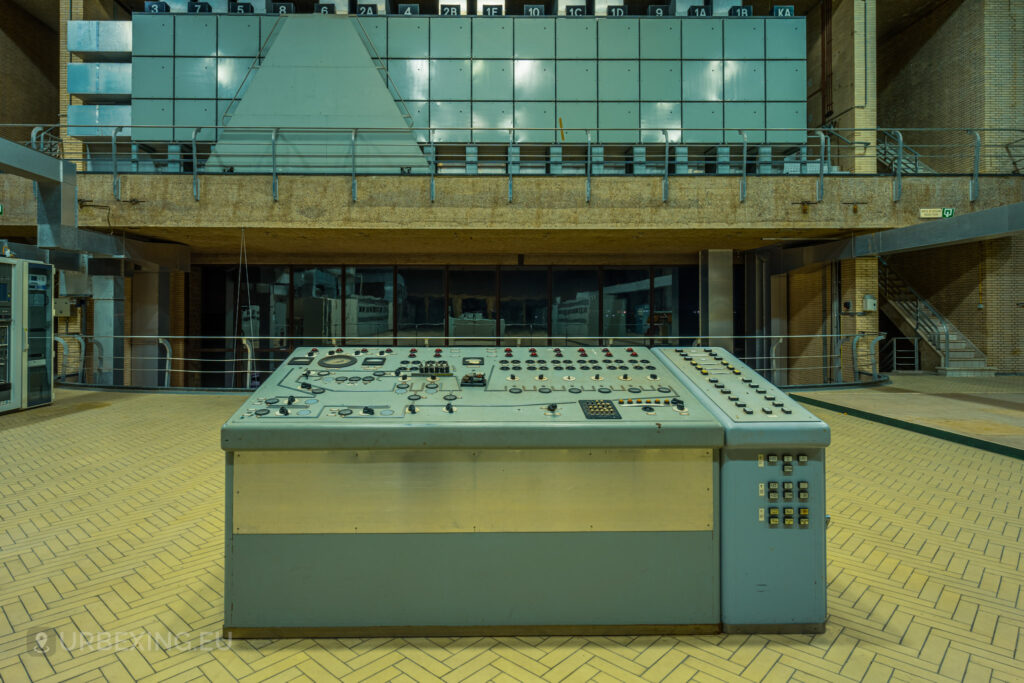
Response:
551,269,600,345
398,268,445,345
448,269,497,345
499,268,548,345
348,267,394,343
291,267,344,344
602,268,650,345
651,267,680,344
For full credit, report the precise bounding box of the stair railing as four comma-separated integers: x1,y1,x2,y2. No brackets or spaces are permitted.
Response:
878,258,950,364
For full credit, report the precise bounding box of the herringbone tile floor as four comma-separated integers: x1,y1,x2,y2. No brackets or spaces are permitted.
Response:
1,388,1022,682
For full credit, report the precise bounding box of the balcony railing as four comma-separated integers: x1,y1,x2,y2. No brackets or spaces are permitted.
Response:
52,333,887,392
6,124,1020,205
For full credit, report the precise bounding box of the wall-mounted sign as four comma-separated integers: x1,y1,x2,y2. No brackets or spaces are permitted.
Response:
919,208,955,219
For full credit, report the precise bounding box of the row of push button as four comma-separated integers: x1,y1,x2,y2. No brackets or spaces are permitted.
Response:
768,507,811,528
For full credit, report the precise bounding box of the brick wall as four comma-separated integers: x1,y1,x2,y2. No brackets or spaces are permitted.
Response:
170,272,186,388
839,257,880,380
787,264,829,386
0,0,59,142
831,0,877,173
889,235,1023,372
879,0,1023,174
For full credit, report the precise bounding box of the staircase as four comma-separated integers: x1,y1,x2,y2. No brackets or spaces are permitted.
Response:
878,259,996,377
876,132,937,175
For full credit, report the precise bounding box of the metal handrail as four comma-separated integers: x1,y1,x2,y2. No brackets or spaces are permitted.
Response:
878,259,950,363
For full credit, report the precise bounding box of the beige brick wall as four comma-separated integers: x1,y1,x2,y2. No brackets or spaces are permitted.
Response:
839,257,880,380
0,0,59,142
787,264,829,386
879,0,1024,174
170,272,186,388
889,236,1023,372
831,0,877,173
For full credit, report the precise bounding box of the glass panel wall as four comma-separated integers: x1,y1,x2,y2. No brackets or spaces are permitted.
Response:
651,267,680,343
292,267,344,345
216,266,290,388
397,268,445,345
551,268,600,345
448,269,497,345
348,267,394,343
602,268,650,345
499,268,548,346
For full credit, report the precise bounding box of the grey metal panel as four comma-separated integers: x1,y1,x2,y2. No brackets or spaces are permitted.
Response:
514,18,554,59
472,60,513,100
133,58,173,99
430,17,471,58
682,60,722,101
430,60,471,100
682,103,723,143
218,14,260,57
388,17,429,58
174,100,217,142
68,63,132,99
765,102,807,144
724,103,764,143
132,14,173,56
67,105,132,139
226,531,719,628
555,18,596,59
724,60,764,101
217,58,252,99
597,18,638,59
598,102,639,144
640,61,680,101
598,61,639,101
723,18,764,59
472,102,514,142
765,17,805,60
260,15,286,50
356,17,388,59
174,15,217,57
68,20,132,58
131,100,172,141
430,102,471,142
175,58,217,99
388,59,430,101
472,17,512,58
555,102,596,142
639,18,679,59
514,102,555,143
514,60,554,100
640,102,681,143
766,61,805,102
681,18,722,59
555,61,596,101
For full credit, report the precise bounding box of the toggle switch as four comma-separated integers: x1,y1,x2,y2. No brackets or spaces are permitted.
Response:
362,406,374,415
445,403,454,413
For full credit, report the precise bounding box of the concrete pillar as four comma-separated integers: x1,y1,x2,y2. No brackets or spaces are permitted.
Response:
699,249,734,352
832,0,877,173
130,272,169,387
91,275,124,385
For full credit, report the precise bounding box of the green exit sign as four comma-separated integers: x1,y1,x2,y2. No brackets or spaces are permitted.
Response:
919,208,955,219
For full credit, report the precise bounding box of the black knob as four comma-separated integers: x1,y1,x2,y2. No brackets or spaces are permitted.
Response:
538,374,546,380
445,403,454,413
302,370,310,378
300,382,311,389
547,403,558,412
362,406,374,415
509,374,518,380
408,405,417,414
278,407,289,415
287,396,296,405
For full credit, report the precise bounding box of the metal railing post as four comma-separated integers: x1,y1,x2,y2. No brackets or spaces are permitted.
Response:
970,129,981,202
158,337,173,388
72,334,86,383
739,129,748,203
508,127,513,203
586,130,592,204
191,128,201,201
111,126,123,200
429,129,436,203
55,336,69,381
662,129,669,203
869,334,885,380
816,129,825,202
913,338,920,371
241,337,253,390
351,128,358,203
893,129,904,202
271,128,279,202
851,333,864,380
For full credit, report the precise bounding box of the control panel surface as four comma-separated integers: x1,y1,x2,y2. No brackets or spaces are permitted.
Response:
223,345,724,450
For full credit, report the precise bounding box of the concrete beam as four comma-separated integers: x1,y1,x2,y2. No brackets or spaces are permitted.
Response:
0,137,69,184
